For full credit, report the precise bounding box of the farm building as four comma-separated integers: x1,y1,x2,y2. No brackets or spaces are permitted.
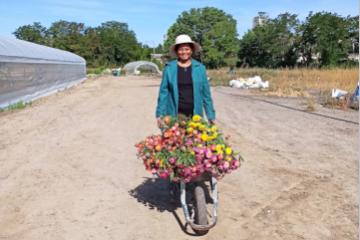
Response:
0,37,86,108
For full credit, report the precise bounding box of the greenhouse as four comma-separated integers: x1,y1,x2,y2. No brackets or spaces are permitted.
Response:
0,37,86,108
123,61,161,75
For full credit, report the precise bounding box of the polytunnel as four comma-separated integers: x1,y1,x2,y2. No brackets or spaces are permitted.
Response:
123,61,161,75
0,37,86,108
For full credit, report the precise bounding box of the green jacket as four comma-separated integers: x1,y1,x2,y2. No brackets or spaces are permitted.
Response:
155,58,216,120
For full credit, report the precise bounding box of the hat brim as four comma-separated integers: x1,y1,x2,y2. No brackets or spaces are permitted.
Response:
169,41,201,58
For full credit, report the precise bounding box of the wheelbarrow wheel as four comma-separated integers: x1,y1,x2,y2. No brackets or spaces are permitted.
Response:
194,184,208,235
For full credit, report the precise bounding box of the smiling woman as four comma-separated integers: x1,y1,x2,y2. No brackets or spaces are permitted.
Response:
155,34,216,124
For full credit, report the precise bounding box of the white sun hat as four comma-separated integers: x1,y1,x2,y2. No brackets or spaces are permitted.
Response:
169,34,201,58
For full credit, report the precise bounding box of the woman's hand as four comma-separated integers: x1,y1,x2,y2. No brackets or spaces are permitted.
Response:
157,117,163,128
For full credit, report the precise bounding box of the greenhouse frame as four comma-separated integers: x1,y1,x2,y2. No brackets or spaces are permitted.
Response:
0,37,86,108
123,61,161,75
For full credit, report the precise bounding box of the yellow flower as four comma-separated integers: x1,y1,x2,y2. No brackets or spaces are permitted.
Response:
216,149,224,155
225,147,232,155
190,151,195,155
201,133,209,141
192,115,201,122
186,127,194,133
197,144,203,148
216,144,223,152
199,124,206,131
212,132,218,138
210,125,218,132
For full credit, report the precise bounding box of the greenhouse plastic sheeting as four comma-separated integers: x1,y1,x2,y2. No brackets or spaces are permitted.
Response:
0,37,86,108
123,61,161,75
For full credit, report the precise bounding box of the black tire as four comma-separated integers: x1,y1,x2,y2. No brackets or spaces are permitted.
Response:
194,185,208,235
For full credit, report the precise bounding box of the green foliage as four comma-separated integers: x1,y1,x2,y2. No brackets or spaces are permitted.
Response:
238,12,359,68
13,10,358,70
298,12,355,67
13,22,48,44
96,21,142,66
13,20,142,68
164,7,239,68
238,13,299,68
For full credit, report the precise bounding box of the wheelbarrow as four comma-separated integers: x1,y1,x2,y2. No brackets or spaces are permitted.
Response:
171,172,219,235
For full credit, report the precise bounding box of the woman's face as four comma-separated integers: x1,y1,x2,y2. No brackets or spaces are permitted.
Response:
176,43,193,61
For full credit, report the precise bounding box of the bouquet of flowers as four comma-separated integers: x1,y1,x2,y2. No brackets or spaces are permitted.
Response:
135,114,242,182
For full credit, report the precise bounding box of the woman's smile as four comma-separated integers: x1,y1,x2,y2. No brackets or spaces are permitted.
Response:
177,44,193,61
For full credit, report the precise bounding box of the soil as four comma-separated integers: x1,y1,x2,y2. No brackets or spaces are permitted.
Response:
0,75,358,239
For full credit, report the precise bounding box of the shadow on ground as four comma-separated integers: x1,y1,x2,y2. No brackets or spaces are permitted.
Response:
129,177,210,236
129,177,180,212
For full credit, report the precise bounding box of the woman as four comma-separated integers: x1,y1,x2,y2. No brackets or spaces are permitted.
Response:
155,34,216,124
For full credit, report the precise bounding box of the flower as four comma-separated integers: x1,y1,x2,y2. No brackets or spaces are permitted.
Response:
192,115,201,122
216,144,223,152
199,125,206,131
225,147,232,155
186,127,194,133
135,114,242,182
201,133,209,141
210,125,218,132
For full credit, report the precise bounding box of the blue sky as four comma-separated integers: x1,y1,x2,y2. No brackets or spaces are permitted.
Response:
0,0,358,46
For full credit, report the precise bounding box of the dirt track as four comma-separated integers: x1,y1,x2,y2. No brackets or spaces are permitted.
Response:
0,75,358,239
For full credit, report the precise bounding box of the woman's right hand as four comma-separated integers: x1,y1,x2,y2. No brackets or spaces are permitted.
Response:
156,117,162,127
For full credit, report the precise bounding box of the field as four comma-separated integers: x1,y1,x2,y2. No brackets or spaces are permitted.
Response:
208,67,359,109
0,75,358,239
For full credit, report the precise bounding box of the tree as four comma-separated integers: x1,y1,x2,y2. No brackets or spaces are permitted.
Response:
346,16,359,55
164,7,239,68
48,20,86,52
13,22,48,44
238,13,299,68
78,27,102,67
96,21,141,66
298,12,352,66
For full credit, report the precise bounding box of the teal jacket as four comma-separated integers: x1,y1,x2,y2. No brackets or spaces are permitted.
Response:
155,58,216,120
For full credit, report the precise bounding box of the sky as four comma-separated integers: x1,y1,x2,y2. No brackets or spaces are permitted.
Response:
0,0,358,46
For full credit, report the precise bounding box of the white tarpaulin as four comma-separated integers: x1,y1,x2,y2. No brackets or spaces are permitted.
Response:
229,76,269,89
331,88,348,99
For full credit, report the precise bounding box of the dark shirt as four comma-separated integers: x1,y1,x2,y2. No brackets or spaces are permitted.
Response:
177,65,194,117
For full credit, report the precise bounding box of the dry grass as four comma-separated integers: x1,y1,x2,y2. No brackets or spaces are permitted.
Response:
208,67,359,109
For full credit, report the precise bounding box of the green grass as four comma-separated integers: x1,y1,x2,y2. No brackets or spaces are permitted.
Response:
0,101,32,112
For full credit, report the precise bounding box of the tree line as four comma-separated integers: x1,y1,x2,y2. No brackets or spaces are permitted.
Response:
13,7,359,69
13,20,154,67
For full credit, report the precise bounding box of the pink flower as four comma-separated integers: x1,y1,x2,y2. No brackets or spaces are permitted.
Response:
184,167,192,176
205,149,213,159
159,171,169,179
223,161,230,170
168,157,176,165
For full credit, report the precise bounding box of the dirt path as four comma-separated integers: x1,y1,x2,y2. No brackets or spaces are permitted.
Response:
0,76,358,239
